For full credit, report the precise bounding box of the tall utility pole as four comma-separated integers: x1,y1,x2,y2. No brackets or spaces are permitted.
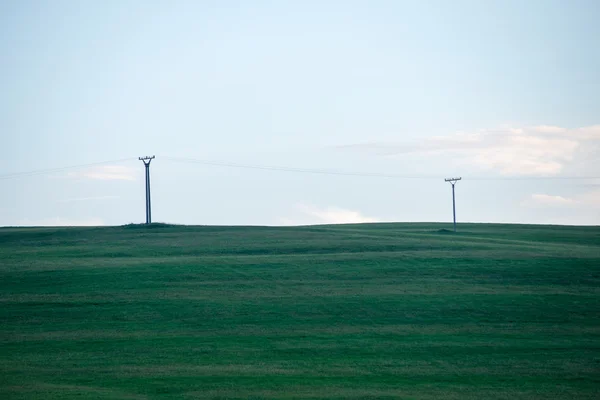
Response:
444,177,462,232
139,156,155,224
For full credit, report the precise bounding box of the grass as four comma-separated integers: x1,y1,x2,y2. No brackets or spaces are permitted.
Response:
0,223,599,399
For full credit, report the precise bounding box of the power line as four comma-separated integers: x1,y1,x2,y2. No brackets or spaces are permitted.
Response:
162,156,600,181
161,156,442,179
466,176,600,181
0,158,137,180
1,155,598,182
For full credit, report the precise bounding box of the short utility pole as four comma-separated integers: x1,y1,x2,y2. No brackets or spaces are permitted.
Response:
139,156,155,224
444,177,462,232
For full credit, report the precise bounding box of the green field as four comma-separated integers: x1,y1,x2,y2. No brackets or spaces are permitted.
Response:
1,223,599,399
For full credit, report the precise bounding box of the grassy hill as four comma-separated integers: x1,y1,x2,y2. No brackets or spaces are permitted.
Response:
1,223,599,399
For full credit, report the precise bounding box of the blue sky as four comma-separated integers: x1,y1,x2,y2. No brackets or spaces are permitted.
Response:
1,0,599,226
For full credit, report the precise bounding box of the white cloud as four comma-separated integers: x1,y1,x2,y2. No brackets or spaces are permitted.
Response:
528,194,578,206
533,125,568,134
524,190,600,208
17,217,104,226
338,124,599,177
578,190,600,207
280,204,380,225
471,134,578,175
68,166,136,181
573,125,600,140
423,129,580,175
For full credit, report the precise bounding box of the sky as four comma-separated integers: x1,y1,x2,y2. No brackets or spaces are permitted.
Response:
1,0,599,227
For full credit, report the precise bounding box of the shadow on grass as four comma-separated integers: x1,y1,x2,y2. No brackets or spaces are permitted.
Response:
121,223,180,230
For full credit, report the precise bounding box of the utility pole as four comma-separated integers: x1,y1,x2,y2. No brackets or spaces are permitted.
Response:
139,156,155,224
444,177,462,232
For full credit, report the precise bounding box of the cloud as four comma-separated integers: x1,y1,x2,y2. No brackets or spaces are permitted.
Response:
17,217,104,226
528,194,578,206
578,190,600,207
524,190,600,208
574,125,600,140
337,124,599,176
533,125,567,134
68,166,136,181
58,195,120,203
280,204,380,225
